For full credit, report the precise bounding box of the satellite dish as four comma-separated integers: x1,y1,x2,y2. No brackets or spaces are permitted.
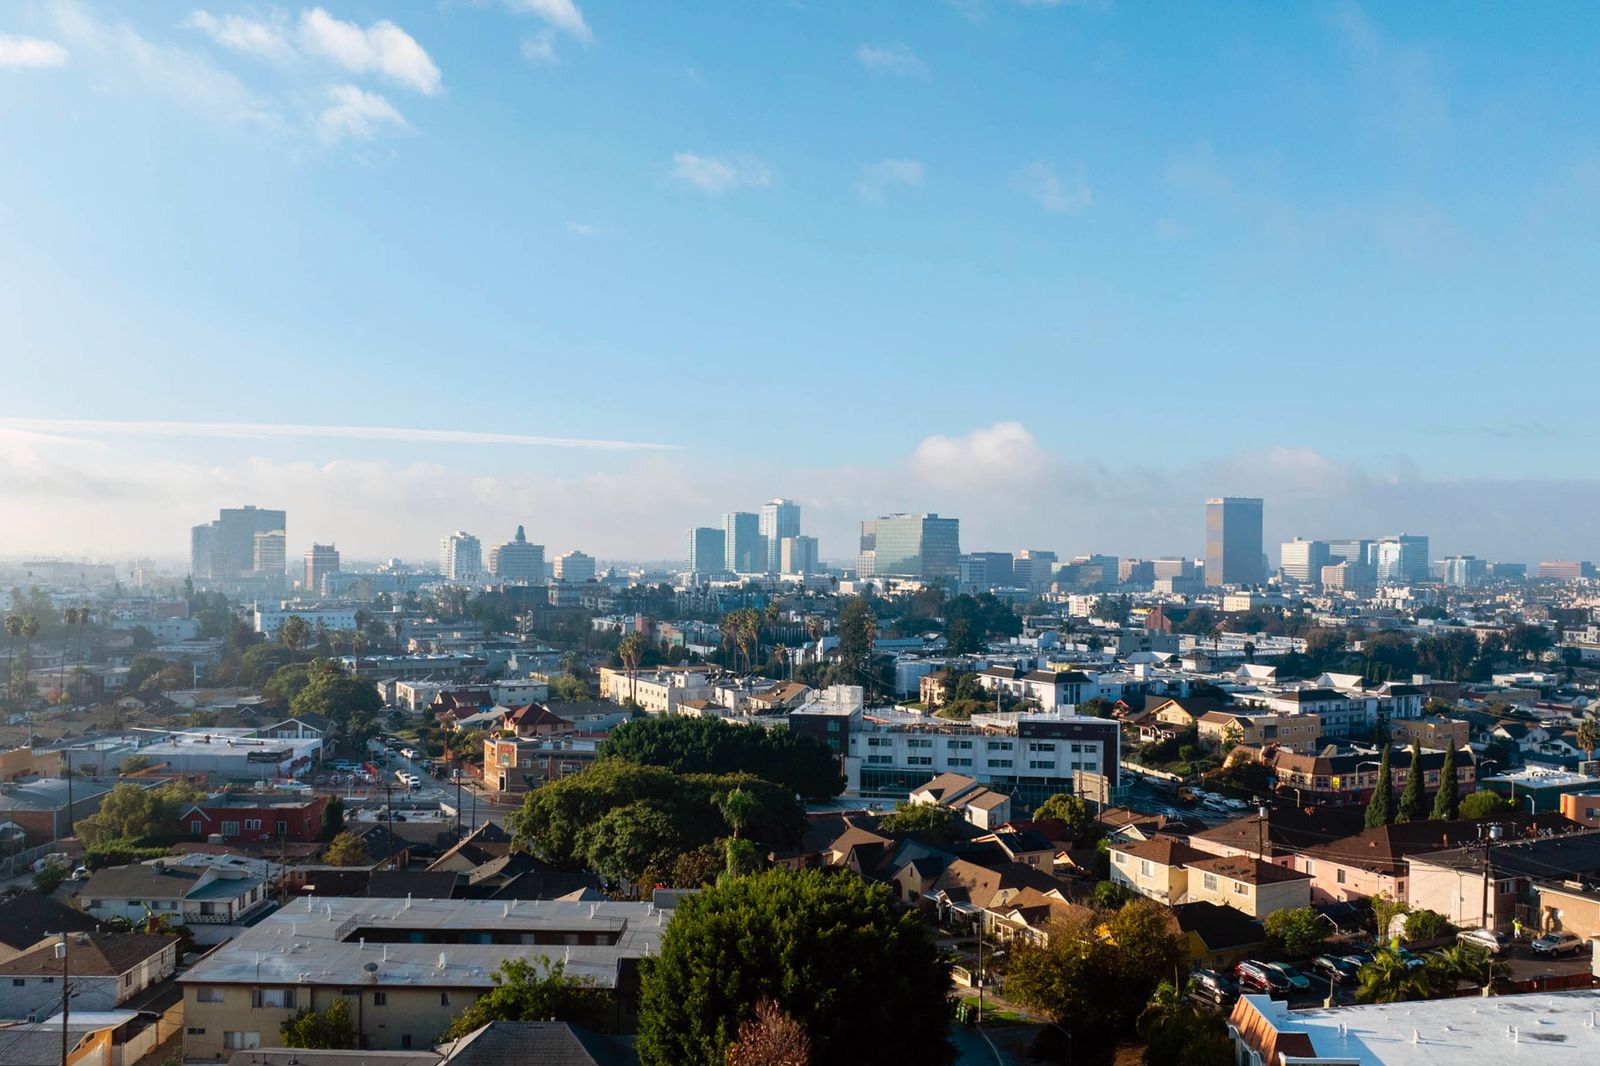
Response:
363,961,379,973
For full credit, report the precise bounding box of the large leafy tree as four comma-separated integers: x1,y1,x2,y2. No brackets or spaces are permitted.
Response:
1139,980,1232,1066
1365,743,1395,829
1032,793,1097,842
440,958,610,1039
1430,744,1460,820
876,801,956,837
290,661,382,749
322,831,369,867
599,715,844,799
1396,740,1426,822
1263,907,1327,957
834,597,878,690
636,868,951,1066
1459,789,1510,819
75,780,206,845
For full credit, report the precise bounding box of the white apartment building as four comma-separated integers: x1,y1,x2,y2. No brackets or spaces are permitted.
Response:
439,531,483,582
553,550,597,583
252,603,358,638
600,666,712,713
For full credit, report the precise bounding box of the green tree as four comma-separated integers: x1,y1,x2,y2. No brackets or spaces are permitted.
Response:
281,998,357,1049
1356,947,1428,1004
1577,715,1600,760
1459,789,1510,819
1365,743,1395,829
636,868,951,1066
717,787,760,839
617,632,647,705
723,837,763,881
1430,744,1460,820
835,597,878,691
278,615,311,652
441,958,611,1039
1139,980,1233,1066
549,672,589,702
599,715,844,799
1032,792,1097,842
323,831,369,866
1403,909,1453,942
877,801,955,837
1263,906,1327,957
291,662,383,749
1396,740,1425,822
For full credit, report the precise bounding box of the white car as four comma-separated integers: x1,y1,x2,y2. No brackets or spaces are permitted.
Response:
400,747,418,760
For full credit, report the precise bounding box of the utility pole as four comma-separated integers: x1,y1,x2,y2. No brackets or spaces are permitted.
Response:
384,785,394,869
975,913,985,1024
57,934,68,1066
63,751,73,840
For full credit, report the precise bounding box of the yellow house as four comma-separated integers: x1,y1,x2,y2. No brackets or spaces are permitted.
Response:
1108,837,1210,904
1184,855,1312,918
1196,710,1321,753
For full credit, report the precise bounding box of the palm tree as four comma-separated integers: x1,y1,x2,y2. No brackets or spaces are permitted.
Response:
773,644,789,682
1355,947,1427,1004
1136,977,1195,1037
17,616,38,706
3,613,20,705
1577,714,1600,761
717,787,759,839
617,632,646,706
1427,942,1500,994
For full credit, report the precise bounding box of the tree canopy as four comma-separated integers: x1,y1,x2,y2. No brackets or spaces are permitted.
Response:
75,780,206,846
876,801,956,838
1365,744,1395,829
511,759,805,888
289,661,382,749
441,958,611,1039
636,868,951,1066
1396,740,1425,822
281,999,357,1049
322,831,369,867
1459,789,1510,819
599,715,843,799
1032,792,1098,842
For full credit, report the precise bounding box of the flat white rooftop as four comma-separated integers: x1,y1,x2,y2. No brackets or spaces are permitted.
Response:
1237,990,1600,1064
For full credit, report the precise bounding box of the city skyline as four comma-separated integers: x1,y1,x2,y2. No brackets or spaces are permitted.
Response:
5,4,1600,562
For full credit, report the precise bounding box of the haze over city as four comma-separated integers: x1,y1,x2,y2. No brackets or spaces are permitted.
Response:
5,1,1600,563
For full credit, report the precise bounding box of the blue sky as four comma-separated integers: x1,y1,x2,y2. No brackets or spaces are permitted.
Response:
3,1,1599,565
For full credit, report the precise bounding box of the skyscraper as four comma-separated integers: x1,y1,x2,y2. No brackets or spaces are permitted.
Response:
1375,534,1430,585
864,514,961,581
439,531,483,582
1279,538,1330,585
759,498,801,573
857,520,877,578
779,535,819,575
553,550,596,583
190,505,287,581
252,531,286,579
489,525,544,583
1205,497,1264,587
687,527,726,576
722,512,763,574
303,543,340,594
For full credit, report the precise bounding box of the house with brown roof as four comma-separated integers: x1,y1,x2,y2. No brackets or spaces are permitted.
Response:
1184,855,1311,917
1108,836,1210,903
0,931,177,1018
908,772,1012,829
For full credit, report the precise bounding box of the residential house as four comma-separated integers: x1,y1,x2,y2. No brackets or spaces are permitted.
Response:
909,773,1013,829
182,794,328,845
1171,901,1268,970
80,861,270,927
0,895,99,953
1108,837,1211,903
1406,830,1600,934
1196,710,1321,753
0,932,177,1020
1184,855,1312,917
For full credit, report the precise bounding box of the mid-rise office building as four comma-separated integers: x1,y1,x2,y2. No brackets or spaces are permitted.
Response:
1440,554,1487,588
1375,534,1430,585
303,543,340,594
190,505,287,581
553,549,596,583
960,552,1015,591
1279,538,1330,585
489,525,544,583
779,534,819,575
1205,497,1264,587
722,511,763,574
862,514,961,581
759,498,801,573
1538,559,1595,581
687,526,726,576
1012,550,1058,593
251,530,286,579
1151,557,1197,580
439,531,483,582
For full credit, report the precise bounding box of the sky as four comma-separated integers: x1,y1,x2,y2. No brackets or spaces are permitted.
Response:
2,0,1599,567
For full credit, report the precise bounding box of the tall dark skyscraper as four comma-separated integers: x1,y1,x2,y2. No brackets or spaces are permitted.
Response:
191,505,287,581
1205,497,1264,587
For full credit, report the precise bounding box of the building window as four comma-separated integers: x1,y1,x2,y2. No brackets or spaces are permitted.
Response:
986,741,1013,751
1113,852,1126,866
1202,873,1218,891
373,992,388,1006
186,1028,206,1036
402,1035,414,1049
440,992,451,1006
1304,861,1315,876
1140,860,1154,877
251,989,295,1009
221,821,240,836
1233,882,1249,896
11,979,22,987
190,820,202,835
908,756,933,766
223,1032,261,1050
1028,760,1053,770
197,987,225,1003
1027,742,1056,752
948,758,972,767
1336,869,1346,884
988,759,1012,768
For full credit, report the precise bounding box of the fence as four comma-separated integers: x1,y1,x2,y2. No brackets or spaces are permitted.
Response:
0,840,75,881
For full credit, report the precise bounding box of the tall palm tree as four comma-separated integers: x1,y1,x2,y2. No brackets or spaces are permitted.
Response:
1577,714,1600,761
17,615,38,706
1355,947,1427,1004
717,787,759,839
3,613,21,706
617,632,646,705
773,644,789,682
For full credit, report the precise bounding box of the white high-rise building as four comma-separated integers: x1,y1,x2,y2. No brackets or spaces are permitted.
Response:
780,535,819,575
554,550,596,584
489,525,544,583
1280,538,1330,585
439,531,483,582
760,498,801,574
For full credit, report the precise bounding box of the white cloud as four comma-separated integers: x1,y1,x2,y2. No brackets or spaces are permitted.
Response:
1012,159,1091,213
297,7,441,95
520,30,559,64
182,10,291,60
669,152,773,193
857,158,924,201
856,42,927,78
910,422,1052,489
315,84,410,143
566,221,601,237
0,417,676,452
0,34,69,69
507,0,593,44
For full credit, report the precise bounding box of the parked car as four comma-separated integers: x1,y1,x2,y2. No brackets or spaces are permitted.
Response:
1311,954,1360,984
1235,960,1291,995
1263,961,1311,991
1394,948,1427,971
1530,931,1585,957
1191,968,1240,1004
1457,928,1510,955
